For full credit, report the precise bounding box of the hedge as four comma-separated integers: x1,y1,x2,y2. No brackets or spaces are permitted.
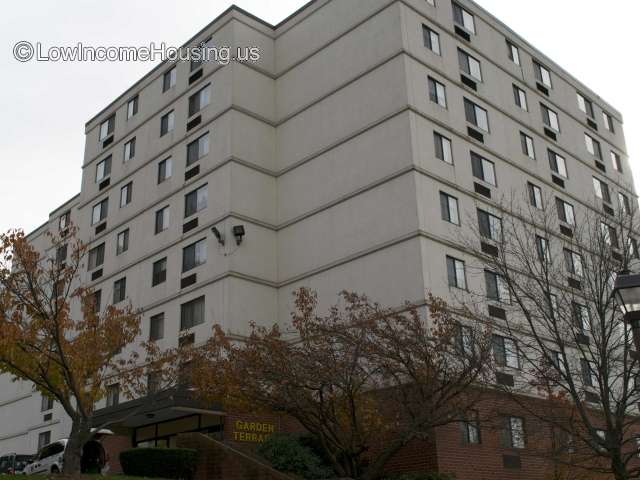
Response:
120,447,198,479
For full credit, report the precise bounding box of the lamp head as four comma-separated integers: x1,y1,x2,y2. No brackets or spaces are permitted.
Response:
211,226,225,246
233,225,246,246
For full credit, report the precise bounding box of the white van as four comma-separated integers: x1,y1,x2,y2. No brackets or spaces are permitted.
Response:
23,430,112,475
23,440,66,474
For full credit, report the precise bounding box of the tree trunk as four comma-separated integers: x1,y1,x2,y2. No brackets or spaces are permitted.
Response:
611,455,630,480
62,418,91,474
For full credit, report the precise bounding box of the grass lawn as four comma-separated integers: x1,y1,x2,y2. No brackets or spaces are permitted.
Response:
0,476,163,480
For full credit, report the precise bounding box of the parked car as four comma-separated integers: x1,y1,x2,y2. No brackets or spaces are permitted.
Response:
23,429,113,475
23,440,66,474
0,453,35,475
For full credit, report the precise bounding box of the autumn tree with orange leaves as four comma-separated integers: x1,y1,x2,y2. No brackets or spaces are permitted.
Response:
0,228,146,474
179,288,493,480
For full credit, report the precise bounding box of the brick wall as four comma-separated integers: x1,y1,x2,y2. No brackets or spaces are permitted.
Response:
102,434,132,474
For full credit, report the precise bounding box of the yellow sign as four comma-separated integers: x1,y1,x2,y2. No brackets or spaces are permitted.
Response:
232,420,276,443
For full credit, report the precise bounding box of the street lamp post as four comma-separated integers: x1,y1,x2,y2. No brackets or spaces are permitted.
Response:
612,272,640,353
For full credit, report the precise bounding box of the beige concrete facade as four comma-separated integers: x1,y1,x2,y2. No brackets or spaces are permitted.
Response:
0,0,634,457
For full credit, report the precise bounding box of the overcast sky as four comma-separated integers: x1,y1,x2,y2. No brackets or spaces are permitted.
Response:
1,0,638,234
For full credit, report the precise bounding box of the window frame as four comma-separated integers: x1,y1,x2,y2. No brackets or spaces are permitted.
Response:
428,77,447,108
422,25,441,55
440,192,460,225
116,229,129,255
434,131,453,164
160,110,175,136
446,256,467,290
464,98,489,132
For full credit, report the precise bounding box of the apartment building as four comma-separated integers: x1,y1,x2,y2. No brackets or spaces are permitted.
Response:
0,0,635,477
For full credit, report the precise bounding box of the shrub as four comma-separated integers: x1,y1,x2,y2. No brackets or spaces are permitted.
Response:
384,473,455,480
120,447,198,479
257,433,334,479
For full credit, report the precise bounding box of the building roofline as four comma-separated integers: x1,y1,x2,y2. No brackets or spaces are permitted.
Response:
84,1,323,129
464,0,622,120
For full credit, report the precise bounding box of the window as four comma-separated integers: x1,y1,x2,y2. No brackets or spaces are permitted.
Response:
471,152,496,185
116,229,129,255
548,150,567,178
611,151,623,172
485,270,510,303
462,411,481,444
147,371,162,394
536,235,550,263
629,238,640,260
95,156,112,182
551,351,567,375
619,192,631,214
428,77,447,108
592,177,611,203
577,92,594,118
520,132,535,159
528,182,543,209
99,115,115,141
188,83,211,116
422,25,441,55
446,256,467,289
440,192,460,225
56,244,68,264
127,96,139,119
41,395,54,412
190,37,211,71
464,98,489,131
113,277,126,304
187,133,210,166
452,2,475,33
155,206,170,234
120,182,132,207
434,132,453,164
158,157,173,183
556,198,575,225
513,85,528,111
160,110,175,136
601,222,619,248
91,290,102,313
152,258,167,287
124,137,136,162
38,431,51,451
458,48,482,81
180,296,205,330
564,249,583,277
573,302,590,331
106,384,120,407
478,209,502,241
584,134,602,159
182,238,207,272
493,335,519,369
507,41,520,65
603,111,614,132
91,198,108,225
533,61,552,88
184,184,208,217
550,293,559,319
149,313,165,341
541,104,559,131
581,359,597,387
59,211,70,231
163,67,176,92
458,325,474,356
503,417,525,449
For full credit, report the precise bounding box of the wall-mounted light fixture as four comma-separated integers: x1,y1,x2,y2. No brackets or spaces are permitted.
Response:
233,225,246,246
211,226,225,246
